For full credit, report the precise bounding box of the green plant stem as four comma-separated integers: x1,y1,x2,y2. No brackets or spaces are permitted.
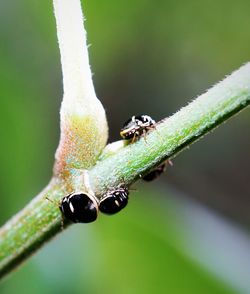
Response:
53,0,108,175
0,63,250,279
90,63,250,194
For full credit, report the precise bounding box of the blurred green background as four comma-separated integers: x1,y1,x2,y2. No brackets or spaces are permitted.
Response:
1,0,250,293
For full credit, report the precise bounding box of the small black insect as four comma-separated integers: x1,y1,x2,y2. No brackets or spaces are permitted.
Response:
143,160,173,182
99,186,129,215
60,192,99,223
120,115,155,140
143,163,167,182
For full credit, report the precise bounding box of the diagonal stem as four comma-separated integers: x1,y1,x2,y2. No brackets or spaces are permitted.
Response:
0,63,250,279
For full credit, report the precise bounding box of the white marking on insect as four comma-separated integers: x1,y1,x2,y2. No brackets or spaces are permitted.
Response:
69,202,74,213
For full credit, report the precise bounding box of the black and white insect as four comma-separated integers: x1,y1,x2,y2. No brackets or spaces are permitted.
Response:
59,192,99,223
58,170,99,223
57,170,130,222
142,160,173,182
143,163,167,182
120,115,155,141
99,186,129,215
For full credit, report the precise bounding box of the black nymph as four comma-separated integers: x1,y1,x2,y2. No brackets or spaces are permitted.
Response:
120,115,155,140
143,162,167,182
60,192,99,223
99,186,129,215
143,160,172,182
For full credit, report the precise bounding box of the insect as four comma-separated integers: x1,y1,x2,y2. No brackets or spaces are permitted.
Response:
99,186,129,215
120,115,156,141
143,160,173,182
59,192,99,223
58,170,99,223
